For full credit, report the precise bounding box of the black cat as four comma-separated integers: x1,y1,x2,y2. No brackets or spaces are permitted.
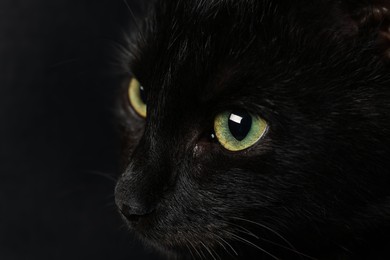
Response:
114,0,390,259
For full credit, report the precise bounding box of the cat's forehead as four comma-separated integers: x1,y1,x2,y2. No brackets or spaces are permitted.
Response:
132,0,291,101
130,0,369,110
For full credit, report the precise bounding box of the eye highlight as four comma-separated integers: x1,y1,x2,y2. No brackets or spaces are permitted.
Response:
214,110,268,151
128,77,147,118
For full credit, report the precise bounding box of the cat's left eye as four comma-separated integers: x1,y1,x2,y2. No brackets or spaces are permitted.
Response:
214,110,268,151
128,77,147,118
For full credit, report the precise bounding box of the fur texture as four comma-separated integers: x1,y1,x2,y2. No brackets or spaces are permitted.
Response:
114,0,390,259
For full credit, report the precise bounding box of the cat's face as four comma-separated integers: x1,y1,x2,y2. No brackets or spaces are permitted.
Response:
115,0,390,258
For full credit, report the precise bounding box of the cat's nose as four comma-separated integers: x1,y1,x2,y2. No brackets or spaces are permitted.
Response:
115,143,169,225
116,198,155,224
114,172,158,224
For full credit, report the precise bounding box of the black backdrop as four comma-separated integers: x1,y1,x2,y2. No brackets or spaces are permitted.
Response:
0,0,160,259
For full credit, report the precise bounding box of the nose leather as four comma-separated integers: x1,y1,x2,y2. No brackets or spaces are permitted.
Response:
118,202,154,223
115,174,157,223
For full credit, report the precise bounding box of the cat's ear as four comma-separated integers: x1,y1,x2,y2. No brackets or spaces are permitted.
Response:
345,0,390,62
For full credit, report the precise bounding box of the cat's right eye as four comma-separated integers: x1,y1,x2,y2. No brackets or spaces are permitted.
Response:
128,77,147,118
214,110,268,151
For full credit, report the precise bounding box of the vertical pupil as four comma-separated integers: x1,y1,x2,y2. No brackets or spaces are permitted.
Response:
228,110,252,141
139,85,147,104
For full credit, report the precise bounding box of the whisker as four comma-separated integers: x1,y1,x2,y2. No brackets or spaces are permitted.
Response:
189,240,203,260
197,242,207,260
200,241,216,260
214,239,228,256
222,220,259,239
227,216,316,259
227,232,281,260
123,0,147,46
104,201,116,209
259,237,318,260
214,234,238,256
103,37,140,59
231,216,297,252
184,239,196,260
210,246,221,260
227,219,315,260
84,170,117,182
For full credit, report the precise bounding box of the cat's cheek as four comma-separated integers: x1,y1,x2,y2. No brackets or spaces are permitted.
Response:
118,109,146,169
191,140,222,160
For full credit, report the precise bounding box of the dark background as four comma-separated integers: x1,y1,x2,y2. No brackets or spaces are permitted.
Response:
0,0,159,259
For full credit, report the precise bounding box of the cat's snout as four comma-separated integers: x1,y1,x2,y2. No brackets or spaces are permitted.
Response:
115,191,156,224
114,172,158,225
115,146,170,225
118,203,154,224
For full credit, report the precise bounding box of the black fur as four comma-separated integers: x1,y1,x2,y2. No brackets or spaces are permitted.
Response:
114,0,390,259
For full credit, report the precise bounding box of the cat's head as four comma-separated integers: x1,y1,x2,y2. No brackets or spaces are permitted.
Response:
114,0,390,258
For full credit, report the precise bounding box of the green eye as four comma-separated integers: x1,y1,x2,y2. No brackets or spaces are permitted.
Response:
214,110,267,151
128,77,147,118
